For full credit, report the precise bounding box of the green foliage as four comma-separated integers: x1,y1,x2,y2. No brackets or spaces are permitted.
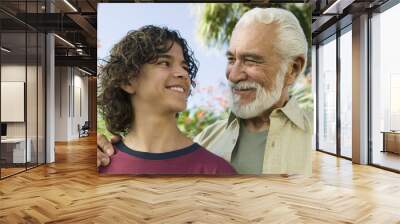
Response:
177,108,228,138
290,83,313,113
97,110,113,140
288,74,313,113
198,3,250,48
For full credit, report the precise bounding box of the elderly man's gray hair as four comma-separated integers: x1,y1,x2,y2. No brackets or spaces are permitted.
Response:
236,7,308,75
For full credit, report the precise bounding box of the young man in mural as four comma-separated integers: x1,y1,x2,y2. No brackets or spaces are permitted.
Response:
97,25,236,175
98,7,312,175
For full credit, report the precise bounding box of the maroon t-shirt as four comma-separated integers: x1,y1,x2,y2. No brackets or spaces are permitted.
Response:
98,141,237,175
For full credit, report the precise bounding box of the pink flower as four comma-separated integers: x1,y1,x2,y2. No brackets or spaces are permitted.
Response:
196,111,205,119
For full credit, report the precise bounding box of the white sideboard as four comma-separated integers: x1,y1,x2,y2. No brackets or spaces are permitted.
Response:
1,138,32,163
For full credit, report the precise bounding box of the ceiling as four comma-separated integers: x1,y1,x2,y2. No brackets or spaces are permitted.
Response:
311,0,390,44
0,0,316,75
4,0,391,72
0,0,99,74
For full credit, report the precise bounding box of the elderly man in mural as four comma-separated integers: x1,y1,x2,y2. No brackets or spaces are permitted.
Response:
97,7,312,175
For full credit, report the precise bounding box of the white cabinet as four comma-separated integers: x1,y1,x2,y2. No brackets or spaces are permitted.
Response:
1,138,32,163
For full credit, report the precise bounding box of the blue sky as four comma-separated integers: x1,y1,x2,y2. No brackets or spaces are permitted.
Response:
98,3,230,111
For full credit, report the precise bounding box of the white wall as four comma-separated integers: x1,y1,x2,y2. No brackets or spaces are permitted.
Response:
54,67,89,141
1,65,38,138
1,63,46,164
1,65,26,143
55,66,69,141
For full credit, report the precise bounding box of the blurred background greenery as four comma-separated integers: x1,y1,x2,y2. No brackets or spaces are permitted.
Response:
97,3,312,139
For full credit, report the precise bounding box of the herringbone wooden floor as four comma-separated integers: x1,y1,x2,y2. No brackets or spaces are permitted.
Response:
1,135,400,224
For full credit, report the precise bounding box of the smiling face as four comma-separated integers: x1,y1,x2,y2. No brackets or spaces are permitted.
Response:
226,21,289,118
126,42,191,114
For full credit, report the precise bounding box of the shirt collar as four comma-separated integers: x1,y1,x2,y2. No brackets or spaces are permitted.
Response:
278,97,307,131
226,97,307,131
227,110,238,124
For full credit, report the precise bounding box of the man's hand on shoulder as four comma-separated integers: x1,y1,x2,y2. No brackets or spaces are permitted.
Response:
97,134,120,167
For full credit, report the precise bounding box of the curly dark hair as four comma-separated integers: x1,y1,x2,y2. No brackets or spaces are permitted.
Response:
98,25,199,135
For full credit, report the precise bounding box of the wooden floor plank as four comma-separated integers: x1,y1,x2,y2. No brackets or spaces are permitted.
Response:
0,134,400,223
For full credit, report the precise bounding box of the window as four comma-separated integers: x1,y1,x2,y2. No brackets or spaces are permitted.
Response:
317,35,337,154
0,1,46,179
370,3,400,171
340,28,352,158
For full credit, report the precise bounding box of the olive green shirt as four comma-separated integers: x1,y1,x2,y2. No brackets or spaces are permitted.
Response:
231,122,268,174
194,98,313,176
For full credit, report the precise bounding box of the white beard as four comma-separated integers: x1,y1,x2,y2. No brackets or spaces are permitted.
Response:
228,64,287,119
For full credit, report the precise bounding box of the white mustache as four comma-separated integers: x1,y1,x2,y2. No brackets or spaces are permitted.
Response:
228,81,262,90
